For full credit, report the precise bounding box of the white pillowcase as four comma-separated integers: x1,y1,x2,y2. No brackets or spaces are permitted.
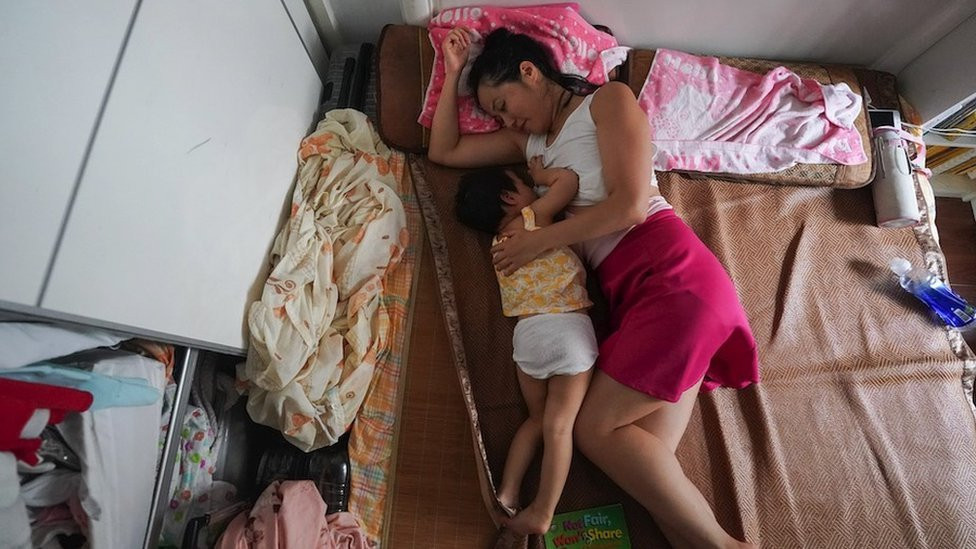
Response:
0,322,126,370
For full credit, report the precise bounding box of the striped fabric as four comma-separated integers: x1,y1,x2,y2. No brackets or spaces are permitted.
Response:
347,150,422,547
926,104,976,178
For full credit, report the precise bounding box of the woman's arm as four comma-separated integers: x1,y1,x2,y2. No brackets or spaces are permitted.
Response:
492,82,653,275
428,28,526,168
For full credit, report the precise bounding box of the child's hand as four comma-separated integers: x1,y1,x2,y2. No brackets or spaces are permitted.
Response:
442,27,472,76
528,155,548,185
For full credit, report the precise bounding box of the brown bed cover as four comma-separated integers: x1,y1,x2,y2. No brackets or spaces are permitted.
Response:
379,24,976,548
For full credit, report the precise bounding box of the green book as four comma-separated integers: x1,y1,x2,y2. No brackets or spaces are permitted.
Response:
544,503,632,549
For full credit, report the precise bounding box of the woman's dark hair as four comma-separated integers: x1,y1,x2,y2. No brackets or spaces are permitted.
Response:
467,28,598,96
455,167,517,234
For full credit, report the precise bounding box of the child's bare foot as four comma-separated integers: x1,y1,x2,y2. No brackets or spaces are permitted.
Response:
504,504,553,535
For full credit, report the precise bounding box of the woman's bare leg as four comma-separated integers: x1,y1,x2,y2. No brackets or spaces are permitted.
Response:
631,378,738,547
632,378,698,453
574,371,751,549
497,369,547,512
506,369,592,535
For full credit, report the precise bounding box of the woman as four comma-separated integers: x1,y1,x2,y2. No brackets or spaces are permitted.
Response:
430,27,759,548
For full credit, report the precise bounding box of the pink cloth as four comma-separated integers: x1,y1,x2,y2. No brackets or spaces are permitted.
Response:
217,481,367,549
595,209,760,402
419,3,628,134
639,49,867,174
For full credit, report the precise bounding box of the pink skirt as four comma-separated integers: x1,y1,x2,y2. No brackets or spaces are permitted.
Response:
595,209,760,402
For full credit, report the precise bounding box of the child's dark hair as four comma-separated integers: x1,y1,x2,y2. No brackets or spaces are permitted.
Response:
467,28,598,97
455,167,516,234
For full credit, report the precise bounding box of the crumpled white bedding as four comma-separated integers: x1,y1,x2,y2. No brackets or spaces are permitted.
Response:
242,110,408,451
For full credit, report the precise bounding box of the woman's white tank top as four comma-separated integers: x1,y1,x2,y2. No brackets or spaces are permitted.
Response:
525,92,670,267
526,94,612,207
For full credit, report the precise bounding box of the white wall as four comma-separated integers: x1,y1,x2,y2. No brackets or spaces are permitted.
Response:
571,0,976,72
313,0,404,45
305,0,346,51
898,11,976,126
312,0,976,74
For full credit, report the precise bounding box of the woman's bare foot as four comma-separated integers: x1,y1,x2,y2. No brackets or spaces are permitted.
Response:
504,504,553,535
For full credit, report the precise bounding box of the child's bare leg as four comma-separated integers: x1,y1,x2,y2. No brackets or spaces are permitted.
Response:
498,369,547,512
506,369,592,535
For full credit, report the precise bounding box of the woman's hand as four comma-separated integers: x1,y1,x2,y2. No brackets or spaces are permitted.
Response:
491,226,546,276
442,27,472,76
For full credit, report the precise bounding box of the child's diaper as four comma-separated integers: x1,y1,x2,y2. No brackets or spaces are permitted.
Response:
512,313,597,379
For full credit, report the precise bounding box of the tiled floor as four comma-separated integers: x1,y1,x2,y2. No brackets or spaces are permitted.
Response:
385,240,498,548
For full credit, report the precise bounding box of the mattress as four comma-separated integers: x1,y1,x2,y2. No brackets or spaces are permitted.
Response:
380,24,976,547
410,159,976,548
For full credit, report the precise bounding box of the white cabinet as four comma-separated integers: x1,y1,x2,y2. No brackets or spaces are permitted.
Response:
1,3,326,545
0,1,138,305
39,0,323,352
2,2,324,353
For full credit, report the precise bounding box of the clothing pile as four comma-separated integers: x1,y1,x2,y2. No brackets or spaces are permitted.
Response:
216,480,366,548
0,324,168,549
157,362,241,547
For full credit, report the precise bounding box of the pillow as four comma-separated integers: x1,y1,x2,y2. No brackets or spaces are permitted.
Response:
0,322,126,370
376,26,875,188
376,25,433,153
418,3,628,134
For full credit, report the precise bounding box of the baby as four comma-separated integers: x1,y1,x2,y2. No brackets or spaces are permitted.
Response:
454,157,597,535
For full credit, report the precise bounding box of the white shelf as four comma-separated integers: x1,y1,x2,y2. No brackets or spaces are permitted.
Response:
925,132,976,149
931,173,976,199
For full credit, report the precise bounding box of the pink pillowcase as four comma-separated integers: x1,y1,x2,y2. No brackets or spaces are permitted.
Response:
418,3,628,134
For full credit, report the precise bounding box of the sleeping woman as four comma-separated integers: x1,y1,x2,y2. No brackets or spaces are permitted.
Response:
429,26,760,547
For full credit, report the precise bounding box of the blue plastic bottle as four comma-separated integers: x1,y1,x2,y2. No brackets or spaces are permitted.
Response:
890,258,976,329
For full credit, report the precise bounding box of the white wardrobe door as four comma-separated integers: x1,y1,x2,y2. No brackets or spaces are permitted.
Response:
0,2,137,305
42,1,322,351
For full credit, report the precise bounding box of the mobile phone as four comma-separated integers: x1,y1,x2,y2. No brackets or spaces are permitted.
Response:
868,109,902,131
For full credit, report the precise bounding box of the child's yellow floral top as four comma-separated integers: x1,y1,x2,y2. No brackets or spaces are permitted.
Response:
493,207,592,317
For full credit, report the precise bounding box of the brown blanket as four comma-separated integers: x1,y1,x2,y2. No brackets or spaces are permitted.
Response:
411,157,976,547
379,23,976,545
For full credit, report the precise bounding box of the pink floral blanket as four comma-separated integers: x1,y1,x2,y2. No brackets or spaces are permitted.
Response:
639,49,867,173
419,3,628,134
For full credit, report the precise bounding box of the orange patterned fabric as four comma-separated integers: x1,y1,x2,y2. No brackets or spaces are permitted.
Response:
347,150,420,548
493,207,592,317
241,110,407,451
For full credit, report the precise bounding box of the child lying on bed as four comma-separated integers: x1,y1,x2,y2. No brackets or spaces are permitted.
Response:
454,157,597,534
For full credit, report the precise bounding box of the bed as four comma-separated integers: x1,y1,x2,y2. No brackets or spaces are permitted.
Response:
376,24,976,547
